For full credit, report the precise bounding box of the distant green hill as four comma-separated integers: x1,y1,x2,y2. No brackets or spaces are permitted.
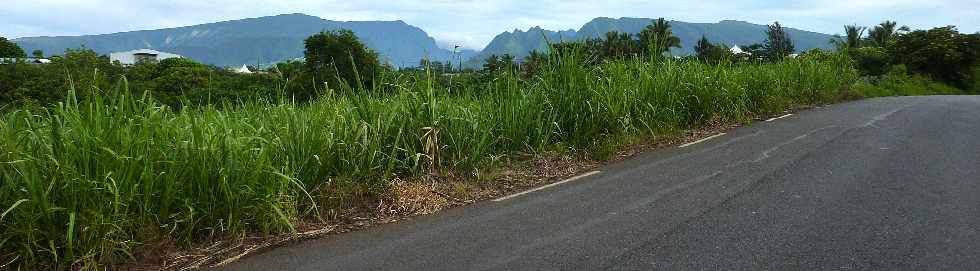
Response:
468,17,836,67
13,13,476,68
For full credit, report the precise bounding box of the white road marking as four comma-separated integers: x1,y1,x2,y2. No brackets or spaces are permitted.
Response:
679,133,726,148
766,114,793,122
493,171,601,202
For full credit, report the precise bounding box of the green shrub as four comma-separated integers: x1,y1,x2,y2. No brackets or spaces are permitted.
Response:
850,47,891,76
853,65,961,97
304,29,382,92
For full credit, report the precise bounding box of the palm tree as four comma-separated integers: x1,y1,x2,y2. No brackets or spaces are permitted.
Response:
620,32,637,56
694,35,714,59
601,31,642,59
867,21,909,47
843,25,866,49
640,18,682,59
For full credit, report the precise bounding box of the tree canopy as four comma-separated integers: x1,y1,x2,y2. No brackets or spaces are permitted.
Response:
598,31,643,60
639,18,682,59
867,21,909,47
838,25,866,50
304,29,381,91
0,37,26,58
763,21,795,58
890,26,980,89
694,36,731,62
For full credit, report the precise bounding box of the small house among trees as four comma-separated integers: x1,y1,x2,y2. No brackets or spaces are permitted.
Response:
109,49,183,65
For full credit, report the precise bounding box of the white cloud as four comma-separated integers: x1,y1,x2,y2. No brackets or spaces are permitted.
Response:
2,0,978,49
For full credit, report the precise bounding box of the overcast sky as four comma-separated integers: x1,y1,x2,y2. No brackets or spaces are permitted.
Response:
3,0,978,49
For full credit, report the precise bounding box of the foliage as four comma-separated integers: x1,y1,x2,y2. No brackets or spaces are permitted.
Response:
866,21,909,47
481,54,516,74
0,48,123,107
889,26,980,89
521,50,548,78
0,52,866,268
0,37,26,58
150,58,210,105
418,58,454,74
694,36,732,63
0,48,294,108
639,18,682,59
0,23,974,269
834,21,979,92
548,42,593,65
836,25,866,50
741,43,767,57
852,64,962,97
596,31,644,60
304,29,381,91
763,21,795,59
849,47,891,76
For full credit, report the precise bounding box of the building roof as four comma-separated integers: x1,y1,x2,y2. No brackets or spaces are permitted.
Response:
109,49,183,65
235,64,252,74
114,49,172,55
730,45,745,54
0,57,52,64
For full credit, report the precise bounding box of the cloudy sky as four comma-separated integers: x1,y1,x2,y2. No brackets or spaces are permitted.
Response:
3,0,978,49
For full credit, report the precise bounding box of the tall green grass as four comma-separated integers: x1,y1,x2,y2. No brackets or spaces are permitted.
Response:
0,53,858,268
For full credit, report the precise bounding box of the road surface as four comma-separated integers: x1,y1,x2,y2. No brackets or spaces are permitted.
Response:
222,96,980,270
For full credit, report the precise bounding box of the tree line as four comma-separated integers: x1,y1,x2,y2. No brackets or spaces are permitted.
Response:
477,19,802,74
834,21,980,90
2,19,978,108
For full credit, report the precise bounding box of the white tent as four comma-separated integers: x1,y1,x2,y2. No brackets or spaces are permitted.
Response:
730,45,751,55
235,64,252,74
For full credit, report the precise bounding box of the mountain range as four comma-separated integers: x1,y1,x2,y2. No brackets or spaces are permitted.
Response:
470,17,836,66
13,13,476,68
13,14,836,68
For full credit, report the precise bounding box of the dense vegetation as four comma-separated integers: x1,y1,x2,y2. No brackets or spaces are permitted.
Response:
0,20,976,269
835,22,980,91
467,17,838,66
0,37,26,58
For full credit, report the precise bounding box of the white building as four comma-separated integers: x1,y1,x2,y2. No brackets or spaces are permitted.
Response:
109,49,182,65
0,58,51,64
235,64,253,74
730,45,751,55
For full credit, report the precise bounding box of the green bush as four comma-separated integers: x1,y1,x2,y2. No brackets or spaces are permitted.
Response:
889,26,980,89
853,64,961,97
304,30,382,92
850,47,891,76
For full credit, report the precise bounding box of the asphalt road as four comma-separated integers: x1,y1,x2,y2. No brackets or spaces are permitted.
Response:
222,96,980,271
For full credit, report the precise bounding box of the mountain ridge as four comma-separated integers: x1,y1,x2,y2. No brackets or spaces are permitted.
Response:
468,17,836,67
13,13,476,67
13,14,836,69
